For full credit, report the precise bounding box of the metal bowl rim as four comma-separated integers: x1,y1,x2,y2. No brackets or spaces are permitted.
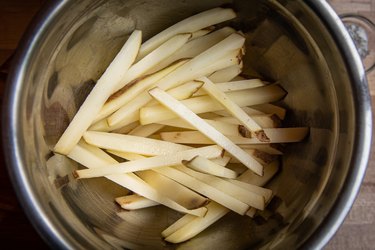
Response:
2,0,372,249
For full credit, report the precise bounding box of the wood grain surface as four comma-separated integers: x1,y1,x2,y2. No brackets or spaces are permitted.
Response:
0,0,374,249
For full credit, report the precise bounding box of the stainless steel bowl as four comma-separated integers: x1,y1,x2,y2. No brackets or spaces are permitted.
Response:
3,0,372,249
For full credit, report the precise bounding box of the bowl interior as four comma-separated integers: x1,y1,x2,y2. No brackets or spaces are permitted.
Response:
10,0,359,249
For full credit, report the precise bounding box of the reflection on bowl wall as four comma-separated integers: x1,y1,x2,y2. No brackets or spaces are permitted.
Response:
3,0,371,249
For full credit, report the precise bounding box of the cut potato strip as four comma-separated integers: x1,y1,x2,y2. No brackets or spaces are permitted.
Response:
164,201,229,243
162,80,204,101
84,131,190,156
53,30,142,155
214,114,281,128
148,88,263,176
210,156,231,167
182,156,238,179
114,33,191,93
198,112,222,119
225,163,248,175
163,161,279,242
214,106,266,117
137,7,236,60
160,127,309,145
74,145,223,178
239,161,279,217
115,194,159,210
128,124,165,137
106,150,145,161
108,47,243,127
194,79,265,96
227,149,278,165
96,59,188,123
149,27,235,73
239,144,283,155
175,165,265,210
160,131,213,144
200,77,268,141
67,142,206,217
207,64,242,83
109,148,230,173
147,80,204,107
158,115,277,133
136,170,208,210
140,84,286,125
227,180,273,202
89,119,139,133
157,118,239,136
155,166,250,215
161,214,196,238
238,160,279,186
252,103,286,120
189,27,215,40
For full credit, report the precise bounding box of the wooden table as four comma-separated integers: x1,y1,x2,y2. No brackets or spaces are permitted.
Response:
0,0,374,249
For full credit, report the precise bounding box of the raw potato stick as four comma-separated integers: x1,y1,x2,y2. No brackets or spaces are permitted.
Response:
158,80,204,101
160,127,309,145
148,87,263,176
106,150,145,161
140,84,286,125
213,114,281,129
128,124,165,137
183,155,238,179
95,59,188,123
208,64,242,83
157,118,240,136
239,144,283,155
113,33,191,93
189,27,215,40
115,194,159,210
67,142,207,217
54,30,142,155
252,103,286,120
214,106,265,117
237,160,279,186
194,79,265,96
158,116,277,136
149,27,236,73
74,145,224,178
110,146,231,168
226,180,273,202
163,161,279,242
84,131,191,156
164,201,229,243
146,80,204,107
200,77,269,142
210,156,232,167
239,161,280,217
137,7,236,60
161,214,196,237
89,120,139,133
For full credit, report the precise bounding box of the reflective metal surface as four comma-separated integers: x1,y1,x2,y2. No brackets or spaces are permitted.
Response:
3,0,372,249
